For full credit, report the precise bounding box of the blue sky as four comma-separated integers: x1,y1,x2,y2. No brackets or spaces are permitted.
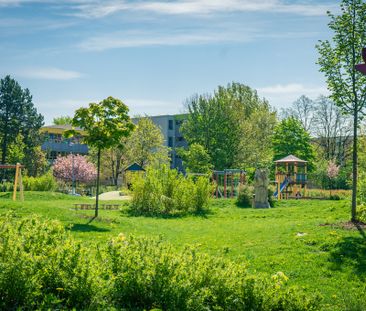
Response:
0,0,338,124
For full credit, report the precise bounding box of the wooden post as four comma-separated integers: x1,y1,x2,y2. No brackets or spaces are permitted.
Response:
19,166,24,201
12,163,20,201
231,172,234,198
304,163,307,197
294,162,298,197
224,172,227,198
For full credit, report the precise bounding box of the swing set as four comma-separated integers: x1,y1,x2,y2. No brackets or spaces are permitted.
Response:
212,169,246,198
0,163,24,201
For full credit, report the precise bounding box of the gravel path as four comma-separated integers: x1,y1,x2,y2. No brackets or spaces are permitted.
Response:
95,191,131,201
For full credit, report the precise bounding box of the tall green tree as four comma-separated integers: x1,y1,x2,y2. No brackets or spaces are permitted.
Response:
0,76,44,165
181,82,270,170
237,105,277,169
67,96,134,217
178,143,213,174
316,0,366,221
272,117,315,170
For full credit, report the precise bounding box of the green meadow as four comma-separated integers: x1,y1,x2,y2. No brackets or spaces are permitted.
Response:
0,192,365,310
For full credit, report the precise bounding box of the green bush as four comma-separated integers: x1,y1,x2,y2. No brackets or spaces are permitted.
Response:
0,215,320,310
130,165,212,215
237,184,253,207
0,214,100,310
357,204,366,223
106,234,320,311
23,171,58,191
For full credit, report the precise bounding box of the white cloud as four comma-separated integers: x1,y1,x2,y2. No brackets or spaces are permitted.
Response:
257,83,329,108
79,29,253,51
73,0,336,18
17,67,84,80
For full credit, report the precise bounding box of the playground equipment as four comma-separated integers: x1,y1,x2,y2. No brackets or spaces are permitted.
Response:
0,163,24,201
274,155,307,200
212,169,246,198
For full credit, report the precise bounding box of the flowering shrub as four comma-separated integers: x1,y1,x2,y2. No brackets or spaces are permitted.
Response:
53,154,96,184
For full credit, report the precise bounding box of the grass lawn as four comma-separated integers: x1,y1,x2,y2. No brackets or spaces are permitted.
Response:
0,191,365,310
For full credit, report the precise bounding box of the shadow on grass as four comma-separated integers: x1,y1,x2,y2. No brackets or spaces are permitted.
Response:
125,208,214,219
328,223,366,280
69,223,110,233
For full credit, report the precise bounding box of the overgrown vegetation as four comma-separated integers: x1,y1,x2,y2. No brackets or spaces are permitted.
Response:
0,214,320,310
131,165,212,215
23,171,58,191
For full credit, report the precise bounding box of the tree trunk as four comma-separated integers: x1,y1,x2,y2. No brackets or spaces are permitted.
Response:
351,110,358,221
95,147,101,218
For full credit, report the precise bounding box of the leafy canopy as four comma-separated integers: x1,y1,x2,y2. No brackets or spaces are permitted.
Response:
272,117,315,170
68,96,134,150
181,82,272,170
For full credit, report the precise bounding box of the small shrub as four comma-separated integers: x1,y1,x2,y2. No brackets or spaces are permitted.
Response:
357,204,366,223
236,184,253,207
23,171,58,192
130,165,212,216
268,187,276,207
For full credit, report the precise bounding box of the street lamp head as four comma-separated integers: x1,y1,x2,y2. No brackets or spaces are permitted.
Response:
355,47,366,75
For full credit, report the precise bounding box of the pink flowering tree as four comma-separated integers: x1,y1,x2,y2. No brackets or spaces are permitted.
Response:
53,154,97,185
327,159,340,197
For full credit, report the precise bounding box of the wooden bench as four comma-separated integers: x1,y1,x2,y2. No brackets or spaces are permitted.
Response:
73,203,95,210
73,203,120,210
100,204,120,210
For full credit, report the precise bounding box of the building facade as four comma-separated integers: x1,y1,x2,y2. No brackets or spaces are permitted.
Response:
40,125,88,162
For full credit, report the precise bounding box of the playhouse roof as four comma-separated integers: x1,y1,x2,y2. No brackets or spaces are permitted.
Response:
124,162,145,172
274,154,307,163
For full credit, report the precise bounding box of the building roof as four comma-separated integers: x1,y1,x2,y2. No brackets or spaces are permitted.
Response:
41,124,85,134
274,154,307,163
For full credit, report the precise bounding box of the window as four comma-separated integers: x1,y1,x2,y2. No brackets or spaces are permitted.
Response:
168,119,173,130
168,137,173,147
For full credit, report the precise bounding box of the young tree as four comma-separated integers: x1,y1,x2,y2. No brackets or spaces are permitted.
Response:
272,117,316,170
125,117,170,168
0,75,44,164
317,0,366,220
67,97,134,217
327,159,340,196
